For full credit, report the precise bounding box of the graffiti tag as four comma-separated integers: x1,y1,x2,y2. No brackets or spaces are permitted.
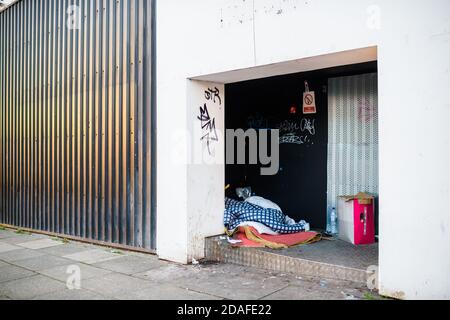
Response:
205,87,222,106
278,118,316,146
198,104,219,156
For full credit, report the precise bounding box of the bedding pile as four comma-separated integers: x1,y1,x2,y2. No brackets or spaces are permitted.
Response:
224,197,321,249
233,226,322,249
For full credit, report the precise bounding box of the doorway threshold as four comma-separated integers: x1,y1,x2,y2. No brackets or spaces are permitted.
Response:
205,236,378,284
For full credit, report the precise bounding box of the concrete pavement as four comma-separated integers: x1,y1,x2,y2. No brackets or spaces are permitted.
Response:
0,227,380,300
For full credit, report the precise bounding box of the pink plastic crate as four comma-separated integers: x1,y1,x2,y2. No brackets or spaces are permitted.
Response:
337,193,375,245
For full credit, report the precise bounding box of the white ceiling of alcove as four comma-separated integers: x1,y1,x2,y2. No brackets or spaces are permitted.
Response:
190,46,377,84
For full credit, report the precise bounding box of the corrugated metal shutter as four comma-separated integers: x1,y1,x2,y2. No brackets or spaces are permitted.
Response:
0,0,155,251
327,73,379,220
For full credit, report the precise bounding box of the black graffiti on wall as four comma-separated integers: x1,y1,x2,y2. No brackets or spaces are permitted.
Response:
198,103,219,156
205,87,222,106
198,86,222,156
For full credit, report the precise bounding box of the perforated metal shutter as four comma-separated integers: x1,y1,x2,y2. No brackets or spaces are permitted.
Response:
327,73,378,219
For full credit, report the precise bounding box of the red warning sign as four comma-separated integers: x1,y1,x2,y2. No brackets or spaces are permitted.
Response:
303,91,317,114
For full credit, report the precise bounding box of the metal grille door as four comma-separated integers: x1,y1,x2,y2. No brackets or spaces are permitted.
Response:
0,0,155,251
327,73,379,212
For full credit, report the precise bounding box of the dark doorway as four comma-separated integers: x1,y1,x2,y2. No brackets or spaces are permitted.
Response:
225,62,377,230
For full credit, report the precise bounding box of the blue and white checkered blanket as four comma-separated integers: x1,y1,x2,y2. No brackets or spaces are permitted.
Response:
224,198,307,234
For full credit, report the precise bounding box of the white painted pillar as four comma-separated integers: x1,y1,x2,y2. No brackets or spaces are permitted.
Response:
186,81,226,261
156,79,225,263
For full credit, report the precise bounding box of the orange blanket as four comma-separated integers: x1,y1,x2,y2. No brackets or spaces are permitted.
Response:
232,226,322,249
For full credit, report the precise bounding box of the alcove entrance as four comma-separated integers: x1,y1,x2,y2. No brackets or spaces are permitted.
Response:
192,47,380,283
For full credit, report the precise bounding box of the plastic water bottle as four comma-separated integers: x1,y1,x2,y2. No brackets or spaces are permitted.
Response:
330,207,338,235
326,206,332,234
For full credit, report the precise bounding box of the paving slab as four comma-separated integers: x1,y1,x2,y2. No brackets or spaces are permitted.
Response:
63,249,123,264
0,243,21,254
250,270,374,300
262,282,371,300
174,264,291,300
0,248,47,263
17,238,64,250
11,255,74,271
81,273,155,298
0,275,66,300
261,284,347,300
289,275,368,293
93,255,168,275
0,265,36,283
133,264,201,283
37,243,93,256
33,288,109,300
0,234,48,244
0,231,381,300
113,283,221,300
39,263,112,282
0,229,18,239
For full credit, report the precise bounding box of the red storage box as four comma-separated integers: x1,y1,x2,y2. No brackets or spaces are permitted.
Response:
337,193,375,245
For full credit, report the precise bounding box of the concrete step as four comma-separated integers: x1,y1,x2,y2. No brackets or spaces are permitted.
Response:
205,236,378,284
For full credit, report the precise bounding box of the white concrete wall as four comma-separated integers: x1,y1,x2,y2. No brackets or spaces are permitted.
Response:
186,81,225,261
156,0,450,298
377,1,450,300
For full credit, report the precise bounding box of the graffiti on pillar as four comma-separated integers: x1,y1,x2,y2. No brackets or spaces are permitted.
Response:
198,104,219,156
205,87,222,106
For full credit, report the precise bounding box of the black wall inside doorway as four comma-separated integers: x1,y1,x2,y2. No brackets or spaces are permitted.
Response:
225,62,377,230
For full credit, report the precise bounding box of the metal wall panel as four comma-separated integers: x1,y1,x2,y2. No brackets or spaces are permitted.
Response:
0,0,155,251
327,73,379,217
